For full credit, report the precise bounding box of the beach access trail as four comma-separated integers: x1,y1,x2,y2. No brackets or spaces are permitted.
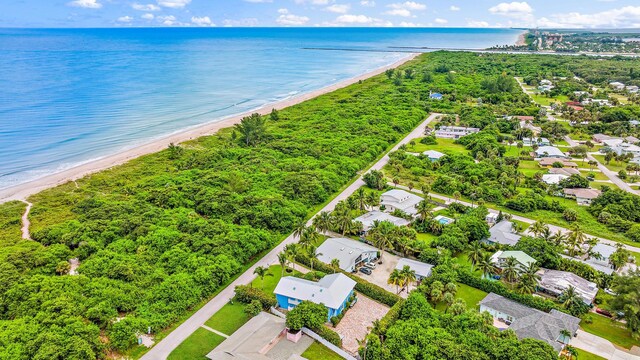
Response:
140,112,441,360
0,53,419,204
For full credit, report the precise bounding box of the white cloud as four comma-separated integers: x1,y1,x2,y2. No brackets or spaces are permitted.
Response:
294,0,330,4
360,0,375,6
434,18,448,24
385,9,411,17
157,15,178,25
450,5,460,11
333,14,392,26
389,1,426,11
326,4,350,13
67,0,102,9
537,6,640,28
399,21,419,27
277,11,310,25
191,16,214,26
489,2,533,17
117,16,133,23
467,20,490,27
141,13,155,20
132,3,161,11
222,18,259,26
157,0,191,9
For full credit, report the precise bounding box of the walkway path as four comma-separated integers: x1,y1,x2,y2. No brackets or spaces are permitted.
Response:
200,325,229,338
573,329,640,360
391,183,640,254
20,200,32,240
140,113,441,360
565,135,638,195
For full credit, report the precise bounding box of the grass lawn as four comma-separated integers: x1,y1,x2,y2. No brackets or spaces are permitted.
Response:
531,94,569,106
251,265,302,294
203,302,249,336
435,283,488,311
592,155,626,173
301,341,343,360
416,232,438,245
167,328,225,360
406,138,468,155
580,170,608,181
553,139,570,146
575,348,606,360
581,314,640,350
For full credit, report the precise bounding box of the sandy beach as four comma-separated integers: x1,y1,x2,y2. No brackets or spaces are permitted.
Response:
0,53,419,203
516,32,528,46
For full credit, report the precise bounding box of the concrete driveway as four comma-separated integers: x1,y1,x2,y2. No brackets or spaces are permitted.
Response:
354,250,413,298
572,330,640,360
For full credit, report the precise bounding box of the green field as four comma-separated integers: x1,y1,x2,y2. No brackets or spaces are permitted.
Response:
301,341,343,360
167,328,225,360
592,154,627,172
407,138,468,155
204,302,249,336
575,348,606,360
435,283,488,311
416,232,438,245
531,94,570,106
581,314,640,350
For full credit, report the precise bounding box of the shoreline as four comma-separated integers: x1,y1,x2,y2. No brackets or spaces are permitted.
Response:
0,52,419,203
516,31,527,46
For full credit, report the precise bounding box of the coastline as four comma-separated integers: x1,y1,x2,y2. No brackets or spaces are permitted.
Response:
516,31,527,46
0,52,419,203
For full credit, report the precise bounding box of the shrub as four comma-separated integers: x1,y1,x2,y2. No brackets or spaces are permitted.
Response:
286,301,326,331
374,298,405,336
563,208,578,222
420,136,437,145
234,285,277,310
314,325,342,347
244,300,262,318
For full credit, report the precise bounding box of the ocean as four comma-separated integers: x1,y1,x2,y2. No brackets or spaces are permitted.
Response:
0,27,520,189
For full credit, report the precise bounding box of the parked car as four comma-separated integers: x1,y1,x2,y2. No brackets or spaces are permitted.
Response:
364,262,376,269
359,267,372,275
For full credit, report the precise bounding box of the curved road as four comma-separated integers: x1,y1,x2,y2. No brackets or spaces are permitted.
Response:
140,113,441,360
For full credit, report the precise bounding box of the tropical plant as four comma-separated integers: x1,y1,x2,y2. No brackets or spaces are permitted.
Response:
253,266,272,289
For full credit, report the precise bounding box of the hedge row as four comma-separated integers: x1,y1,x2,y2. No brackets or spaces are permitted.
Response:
311,324,342,347
295,254,402,307
457,270,560,313
374,298,405,336
234,285,277,310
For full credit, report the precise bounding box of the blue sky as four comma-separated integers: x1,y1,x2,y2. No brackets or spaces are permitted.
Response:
2,0,640,28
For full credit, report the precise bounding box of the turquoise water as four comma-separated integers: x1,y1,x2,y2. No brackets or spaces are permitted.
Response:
0,28,520,188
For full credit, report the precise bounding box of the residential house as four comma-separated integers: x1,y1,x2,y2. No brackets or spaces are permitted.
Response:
354,211,410,233
602,138,624,148
630,120,640,127
627,85,639,94
395,258,434,281
542,173,568,185
483,220,521,246
429,92,443,100
537,269,598,305
479,293,581,353
548,167,581,176
485,213,499,224
538,158,578,168
588,99,612,107
540,79,553,86
592,133,612,143
423,150,446,161
522,137,550,146
491,250,536,272
563,188,601,206
585,243,616,275
534,146,567,159
625,136,639,144
611,142,640,158
316,237,378,272
610,81,626,90
434,126,480,139
206,312,289,360
380,189,422,216
274,273,356,321
538,85,554,92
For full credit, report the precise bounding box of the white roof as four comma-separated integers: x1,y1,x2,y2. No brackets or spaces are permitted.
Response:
423,150,445,159
542,174,568,185
274,274,356,309
537,269,598,305
316,237,378,271
603,138,624,147
395,258,434,278
591,243,616,259
535,146,566,158
380,189,422,215
354,211,410,231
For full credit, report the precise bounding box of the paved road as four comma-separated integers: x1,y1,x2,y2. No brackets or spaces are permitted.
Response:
392,183,640,254
573,329,640,359
140,113,441,360
564,135,639,195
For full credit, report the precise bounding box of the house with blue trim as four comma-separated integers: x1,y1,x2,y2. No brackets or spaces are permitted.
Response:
429,92,443,100
274,273,357,321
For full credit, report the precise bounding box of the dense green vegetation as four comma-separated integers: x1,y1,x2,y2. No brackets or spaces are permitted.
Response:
360,292,557,360
0,57,427,359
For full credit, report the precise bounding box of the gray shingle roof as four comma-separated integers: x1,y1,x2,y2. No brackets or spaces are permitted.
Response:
480,293,581,353
485,220,521,246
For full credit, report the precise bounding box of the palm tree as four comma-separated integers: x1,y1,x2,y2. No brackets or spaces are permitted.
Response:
551,230,567,246
234,113,266,146
559,286,582,311
330,258,340,273
530,220,548,238
502,256,519,284
452,191,461,203
415,200,434,223
559,329,572,345
566,224,586,257
467,241,483,271
354,187,367,211
443,292,455,312
277,252,288,277
313,211,332,234
333,205,354,236
365,191,378,210
564,345,578,360
253,266,272,289
517,262,541,295
399,265,417,293
428,280,444,304
293,220,306,240
476,252,498,279
284,244,299,271
449,299,467,316
299,227,320,253
388,269,403,294
308,246,322,272
368,221,395,264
